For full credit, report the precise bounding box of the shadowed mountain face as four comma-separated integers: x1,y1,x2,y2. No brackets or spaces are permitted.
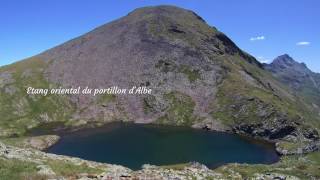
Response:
0,6,319,150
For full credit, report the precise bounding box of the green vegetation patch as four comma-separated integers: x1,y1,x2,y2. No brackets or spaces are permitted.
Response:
277,141,307,153
97,94,116,104
179,65,201,82
211,55,313,128
157,91,197,126
0,157,105,180
0,157,41,180
160,163,190,170
214,147,320,179
47,160,104,177
143,95,157,114
0,57,75,137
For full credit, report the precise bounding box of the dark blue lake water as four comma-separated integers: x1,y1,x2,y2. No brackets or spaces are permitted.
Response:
47,122,279,170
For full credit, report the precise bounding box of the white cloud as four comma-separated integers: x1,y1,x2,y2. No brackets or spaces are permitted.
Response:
257,56,270,63
296,41,310,46
250,36,265,41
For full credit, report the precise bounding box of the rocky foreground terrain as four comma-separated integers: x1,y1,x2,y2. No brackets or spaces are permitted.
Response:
1,139,320,179
0,5,320,179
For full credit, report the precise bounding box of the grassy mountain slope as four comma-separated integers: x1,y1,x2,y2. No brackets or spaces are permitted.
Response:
0,58,75,136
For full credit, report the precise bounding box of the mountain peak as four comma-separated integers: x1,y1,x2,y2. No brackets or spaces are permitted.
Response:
267,54,310,72
129,5,206,22
264,54,320,92
272,54,296,65
40,4,262,75
278,54,291,58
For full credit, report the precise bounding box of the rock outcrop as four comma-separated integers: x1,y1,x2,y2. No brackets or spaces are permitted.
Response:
1,141,311,179
23,135,60,150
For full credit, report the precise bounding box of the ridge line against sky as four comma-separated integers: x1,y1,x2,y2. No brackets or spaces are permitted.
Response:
0,0,319,72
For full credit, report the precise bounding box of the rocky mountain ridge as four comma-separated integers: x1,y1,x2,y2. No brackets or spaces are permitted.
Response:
264,54,320,118
264,54,320,91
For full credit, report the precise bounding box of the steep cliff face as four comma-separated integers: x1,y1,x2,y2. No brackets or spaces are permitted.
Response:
0,6,319,148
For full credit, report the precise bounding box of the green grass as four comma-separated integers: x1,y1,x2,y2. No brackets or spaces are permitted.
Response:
97,94,116,104
306,151,320,164
276,141,307,153
214,150,320,179
0,137,28,148
160,163,190,170
0,57,75,137
47,160,104,177
0,157,41,180
179,65,201,82
156,91,197,126
210,54,317,130
0,156,105,180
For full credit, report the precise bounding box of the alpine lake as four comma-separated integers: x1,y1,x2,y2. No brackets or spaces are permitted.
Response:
42,122,279,170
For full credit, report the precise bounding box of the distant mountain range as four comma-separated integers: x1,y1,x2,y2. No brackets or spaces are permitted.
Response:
0,5,319,154
264,54,320,114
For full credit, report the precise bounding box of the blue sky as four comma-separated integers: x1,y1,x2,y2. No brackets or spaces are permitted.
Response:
1,0,319,72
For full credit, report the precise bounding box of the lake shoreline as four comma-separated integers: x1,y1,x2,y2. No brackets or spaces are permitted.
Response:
26,120,282,158
41,121,280,170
